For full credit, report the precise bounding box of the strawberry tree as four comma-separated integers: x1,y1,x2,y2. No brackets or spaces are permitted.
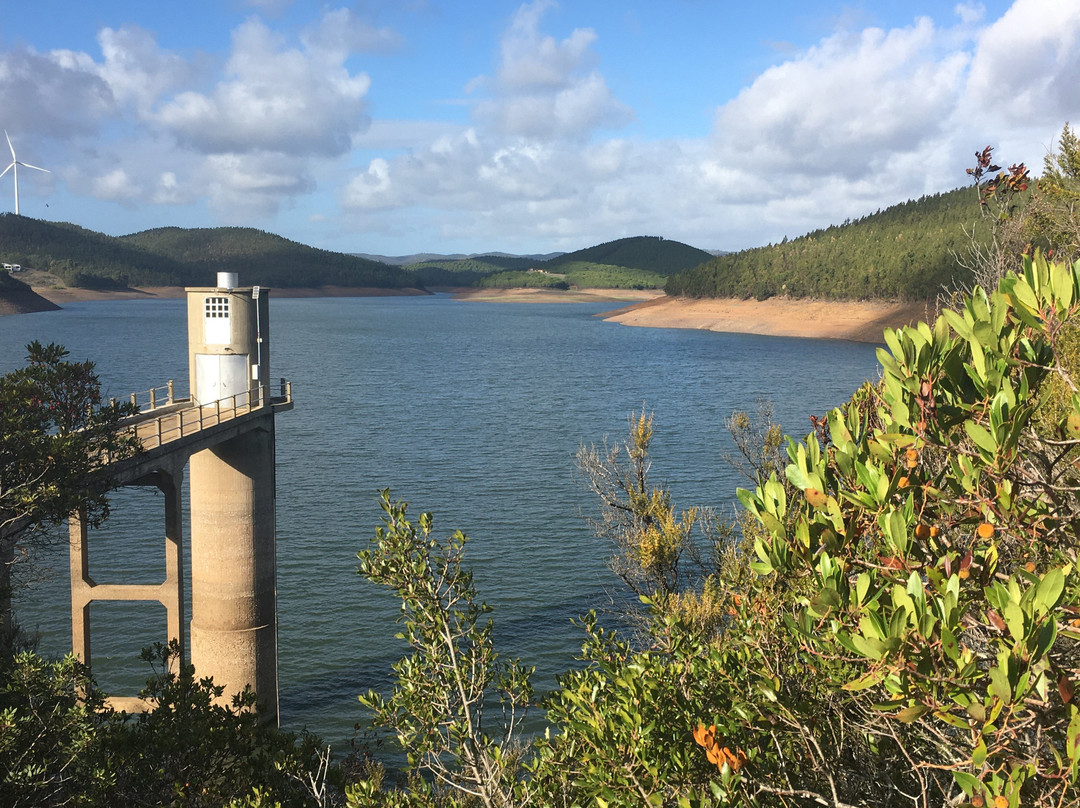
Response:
741,254,1080,807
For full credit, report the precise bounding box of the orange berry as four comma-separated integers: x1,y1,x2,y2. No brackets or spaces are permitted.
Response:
898,476,910,489
958,568,970,580
977,522,995,539
1024,561,1036,573
994,796,1008,808
929,525,940,538
971,797,984,808
905,448,919,468
914,524,931,540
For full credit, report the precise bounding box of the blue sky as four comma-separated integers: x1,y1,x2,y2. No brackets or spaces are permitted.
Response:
0,0,1076,256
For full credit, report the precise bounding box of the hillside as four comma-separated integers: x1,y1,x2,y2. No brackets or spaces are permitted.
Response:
665,186,987,300
545,235,713,274
0,271,59,315
405,236,712,290
0,215,417,291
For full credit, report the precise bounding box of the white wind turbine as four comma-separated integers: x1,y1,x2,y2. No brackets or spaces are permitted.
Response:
1,130,50,215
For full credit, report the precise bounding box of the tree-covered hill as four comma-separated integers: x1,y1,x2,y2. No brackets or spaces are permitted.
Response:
665,186,988,300
545,235,713,275
119,226,413,289
0,215,190,289
0,215,417,291
404,237,712,290
403,254,537,287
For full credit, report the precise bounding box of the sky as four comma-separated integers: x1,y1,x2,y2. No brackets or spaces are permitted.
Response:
0,0,1077,257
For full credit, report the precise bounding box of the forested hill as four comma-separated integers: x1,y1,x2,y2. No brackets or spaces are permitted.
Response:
665,186,986,301
546,236,713,274
0,215,416,290
404,235,713,290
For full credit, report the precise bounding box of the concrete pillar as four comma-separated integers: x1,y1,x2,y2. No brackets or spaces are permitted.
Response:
161,471,185,673
188,418,279,723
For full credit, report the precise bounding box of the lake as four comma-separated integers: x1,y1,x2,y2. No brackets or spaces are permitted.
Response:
0,294,880,747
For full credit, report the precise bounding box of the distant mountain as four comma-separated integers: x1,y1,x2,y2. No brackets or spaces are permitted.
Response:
0,215,417,291
401,236,713,290
355,251,565,265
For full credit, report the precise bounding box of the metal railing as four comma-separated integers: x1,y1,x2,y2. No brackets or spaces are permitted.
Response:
119,379,293,452
111,381,177,413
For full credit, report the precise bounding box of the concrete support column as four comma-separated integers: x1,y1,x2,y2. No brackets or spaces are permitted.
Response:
188,417,279,724
69,507,91,665
160,471,185,674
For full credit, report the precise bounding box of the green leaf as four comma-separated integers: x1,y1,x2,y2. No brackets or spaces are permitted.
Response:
973,738,987,767
893,704,930,723
1036,567,1066,611
965,420,997,455
843,668,888,692
953,770,981,796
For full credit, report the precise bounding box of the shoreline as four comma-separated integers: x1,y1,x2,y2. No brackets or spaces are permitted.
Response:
4,283,932,342
601,295,934,344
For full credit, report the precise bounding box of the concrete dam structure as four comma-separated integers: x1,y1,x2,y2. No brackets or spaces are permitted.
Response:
68,273,292,723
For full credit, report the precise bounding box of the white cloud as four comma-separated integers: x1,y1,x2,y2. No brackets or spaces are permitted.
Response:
472,0,633,140
711,19,969,180
155,17,372,157
0,47,116,137
203,152,315,218
340,0,1080,253
91,168,140,202
95,25,194,117
963,0,1080,128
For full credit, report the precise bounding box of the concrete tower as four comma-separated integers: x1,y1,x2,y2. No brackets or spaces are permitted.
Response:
186,272,279,722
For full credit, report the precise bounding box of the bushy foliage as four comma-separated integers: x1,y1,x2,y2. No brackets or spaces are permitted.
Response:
355,493,534,808
0,643,327,808
358,254,1080,808
1,342,140,649
735,252,1080,806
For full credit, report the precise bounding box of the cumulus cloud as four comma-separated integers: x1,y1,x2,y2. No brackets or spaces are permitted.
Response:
0,48,116,137
95,25,194,117
0,7,390,219
711,18,969,180
963,0,1080,128
202,152,316,218
471,0,633,140
156,17,372,157
4,0,1080,252
341,0,1080,252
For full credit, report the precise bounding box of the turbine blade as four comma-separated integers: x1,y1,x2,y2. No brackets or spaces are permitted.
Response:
18,161,49,173
0,163,11,179
4,130,13,161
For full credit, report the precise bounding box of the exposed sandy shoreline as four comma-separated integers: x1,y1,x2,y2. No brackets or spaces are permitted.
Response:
450,287,662,304
4,281,931,343
601,295,934,344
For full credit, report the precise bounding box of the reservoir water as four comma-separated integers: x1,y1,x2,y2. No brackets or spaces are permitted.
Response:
0,294,880,747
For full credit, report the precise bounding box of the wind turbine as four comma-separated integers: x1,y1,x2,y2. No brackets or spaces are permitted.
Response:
1,131,50,215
